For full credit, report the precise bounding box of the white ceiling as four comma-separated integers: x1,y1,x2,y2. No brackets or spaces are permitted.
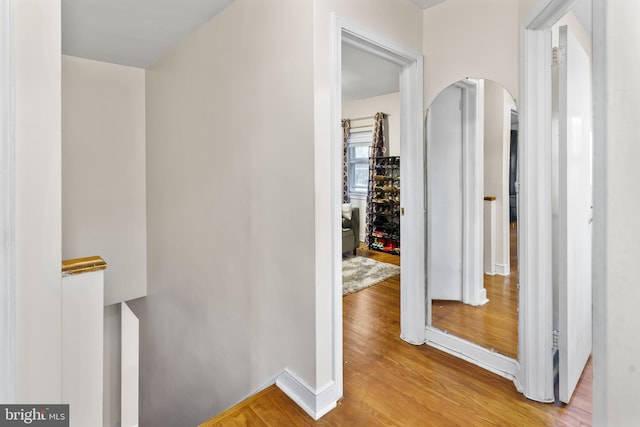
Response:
341,43,401,102
409,0,446,9
61,0,234,68
62,0,591,94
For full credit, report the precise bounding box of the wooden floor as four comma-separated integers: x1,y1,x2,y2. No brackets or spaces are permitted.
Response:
201,244,592,426
432,222,519,358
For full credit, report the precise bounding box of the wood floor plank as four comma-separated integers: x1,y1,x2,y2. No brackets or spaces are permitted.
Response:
200,246,592,426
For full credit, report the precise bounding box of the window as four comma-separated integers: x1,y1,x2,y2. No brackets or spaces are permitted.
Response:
347,128,372,197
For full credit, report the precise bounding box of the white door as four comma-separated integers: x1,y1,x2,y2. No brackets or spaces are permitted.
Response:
428,85,463,301
558,24,593,403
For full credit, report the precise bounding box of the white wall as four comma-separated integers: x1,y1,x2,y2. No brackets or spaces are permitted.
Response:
14,0,62,403
343,92,401,156
593,0,640,424
62,55,147,306
313,0,423,392
342,92,401,241
139,0,316,424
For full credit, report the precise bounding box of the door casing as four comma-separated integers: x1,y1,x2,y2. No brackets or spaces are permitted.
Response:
330,14,424,402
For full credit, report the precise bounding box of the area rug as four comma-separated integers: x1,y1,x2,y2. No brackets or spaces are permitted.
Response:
342,256,400,296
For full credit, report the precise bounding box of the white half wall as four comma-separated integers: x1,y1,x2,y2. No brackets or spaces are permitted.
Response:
14,0,62,403
62,55,147,306
62,270,104,427
103,304,121,427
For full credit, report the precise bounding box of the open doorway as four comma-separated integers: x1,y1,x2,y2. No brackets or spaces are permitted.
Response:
328,20,424,404
340,42,401,299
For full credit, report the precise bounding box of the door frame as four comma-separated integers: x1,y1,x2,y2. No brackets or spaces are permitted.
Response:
0,0,16,404
330,14,425,398
519,0,578,402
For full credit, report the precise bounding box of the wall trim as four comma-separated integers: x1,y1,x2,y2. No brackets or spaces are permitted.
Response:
591,0,606,423
519,0,577,403
426,328,522,390
0,0,16,404
494,263,510,276
276,369,338,421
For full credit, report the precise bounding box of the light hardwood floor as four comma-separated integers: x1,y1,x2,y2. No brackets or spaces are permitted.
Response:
201,246,592,426
432,222,519,358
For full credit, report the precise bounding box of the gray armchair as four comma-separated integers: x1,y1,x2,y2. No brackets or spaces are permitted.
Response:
342,207,360,254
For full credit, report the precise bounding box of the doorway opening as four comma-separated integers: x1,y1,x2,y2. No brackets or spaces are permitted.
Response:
340,41,401,298
330,18,424,402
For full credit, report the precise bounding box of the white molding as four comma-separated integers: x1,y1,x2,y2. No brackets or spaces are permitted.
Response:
518,0,578,403
0,0,15,404
591,0,606,423
526,0,578,30
494,263,511,276
330,14,344,404
276,370,338,421
121,302,139,427
425,328,522,390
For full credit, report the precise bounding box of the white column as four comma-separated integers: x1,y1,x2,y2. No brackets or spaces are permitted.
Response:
484,198,496,275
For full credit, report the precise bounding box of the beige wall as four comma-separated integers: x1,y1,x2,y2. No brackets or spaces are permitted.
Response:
14,0,62,403
140,0,316,424
423,0,520,109
62,55,147,306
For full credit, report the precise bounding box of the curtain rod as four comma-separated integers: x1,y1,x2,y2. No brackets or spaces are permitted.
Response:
350,124,373,129
347,113,390,122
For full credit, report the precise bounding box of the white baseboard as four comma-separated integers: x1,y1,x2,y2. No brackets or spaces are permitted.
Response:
276,369,338,420
425,327,519,385
495,263,510,276
477,288,489,306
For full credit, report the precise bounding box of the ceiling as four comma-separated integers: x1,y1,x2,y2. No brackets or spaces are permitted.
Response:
62,0,591,95
61,0,234,68
341,43,401,102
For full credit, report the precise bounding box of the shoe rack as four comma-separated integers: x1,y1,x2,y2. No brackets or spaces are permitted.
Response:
367,156,400,255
